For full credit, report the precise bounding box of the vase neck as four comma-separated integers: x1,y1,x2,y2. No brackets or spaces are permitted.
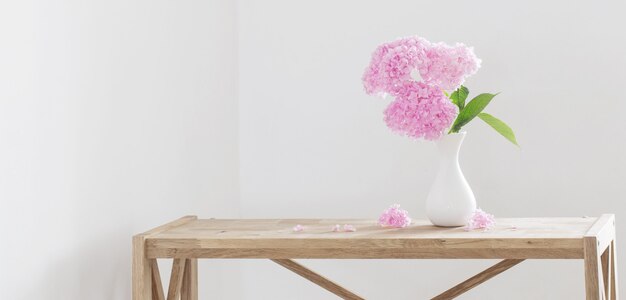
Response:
436,132,466,159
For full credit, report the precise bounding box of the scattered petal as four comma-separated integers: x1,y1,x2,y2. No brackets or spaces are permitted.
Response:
378,204,412,228
466,208,496,230
343,224,357,232
292,224,304,232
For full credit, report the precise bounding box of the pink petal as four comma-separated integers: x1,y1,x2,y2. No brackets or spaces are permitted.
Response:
465,208,496,230
343,224,356,232
378,204,412,228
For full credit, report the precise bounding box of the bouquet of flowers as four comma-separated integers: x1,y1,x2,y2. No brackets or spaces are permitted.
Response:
363,36,517,145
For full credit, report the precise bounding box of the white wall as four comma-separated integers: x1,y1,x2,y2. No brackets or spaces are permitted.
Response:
2,0,625,299
238,0,626,299
0,1,239,299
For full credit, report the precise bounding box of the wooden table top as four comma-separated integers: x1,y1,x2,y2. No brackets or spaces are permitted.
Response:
139,215,614,260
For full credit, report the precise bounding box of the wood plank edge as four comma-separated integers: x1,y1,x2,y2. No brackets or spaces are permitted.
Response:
146,248,584,259
585,214,615,253
139,216,198,237
585,214,614,237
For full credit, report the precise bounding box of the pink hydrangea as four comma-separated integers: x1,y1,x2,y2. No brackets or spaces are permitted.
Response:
378,204,412,228
362,37,430,96
421,42,481,91
466,208,496,230
383,82,458,140
362,36,480,95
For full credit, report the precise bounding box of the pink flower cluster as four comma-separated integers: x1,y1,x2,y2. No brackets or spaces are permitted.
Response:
362,36,481,140
363,36,480,95
384,82,458,140
420,41,481,91
362,36,430,96
378,204,412,228
466,208,496,230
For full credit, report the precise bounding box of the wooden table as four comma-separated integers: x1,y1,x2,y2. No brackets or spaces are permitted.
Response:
133,214,618,300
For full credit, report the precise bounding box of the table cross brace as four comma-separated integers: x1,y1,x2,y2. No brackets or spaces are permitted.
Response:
271,259,365,300
149,258,198,300
271,258,524,300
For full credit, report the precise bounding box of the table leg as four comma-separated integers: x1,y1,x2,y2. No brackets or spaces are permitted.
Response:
585,236,608,300
609,240,619,300
598,239,619,300
151,260,165,300
133,235,153,300
182,259,198,300
601,245,612,299
167,258,186,300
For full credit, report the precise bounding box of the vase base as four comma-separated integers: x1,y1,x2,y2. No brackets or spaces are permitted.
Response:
431,223,465,228
427,217,469,227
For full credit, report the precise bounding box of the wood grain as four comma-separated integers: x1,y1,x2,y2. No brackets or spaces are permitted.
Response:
610,240,618,300
147,247,582,259
167,259,186,300
585,214,615,254
133,235,152,300
583,214,617,300
144,217,595,259
150,260,165,300
601,246,611,300
432,259,524,300
272,259,364,300
181,258,198,300
142,216,198,237
135,215,617,299
584,236,603,300
151,218,595,240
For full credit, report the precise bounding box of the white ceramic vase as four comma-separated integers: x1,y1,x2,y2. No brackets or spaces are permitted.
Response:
426,132,476,227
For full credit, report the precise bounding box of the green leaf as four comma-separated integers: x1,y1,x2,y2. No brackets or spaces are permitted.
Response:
449,93,498,133
449,85,469,109
478,112,519,146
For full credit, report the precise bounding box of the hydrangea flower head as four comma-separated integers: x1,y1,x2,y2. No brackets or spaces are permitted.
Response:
383,82,458,140
378,204,412,228
421,41,481,91
362,36,480,95
362,36,430,96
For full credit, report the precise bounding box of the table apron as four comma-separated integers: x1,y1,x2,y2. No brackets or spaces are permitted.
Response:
146,247,584,259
